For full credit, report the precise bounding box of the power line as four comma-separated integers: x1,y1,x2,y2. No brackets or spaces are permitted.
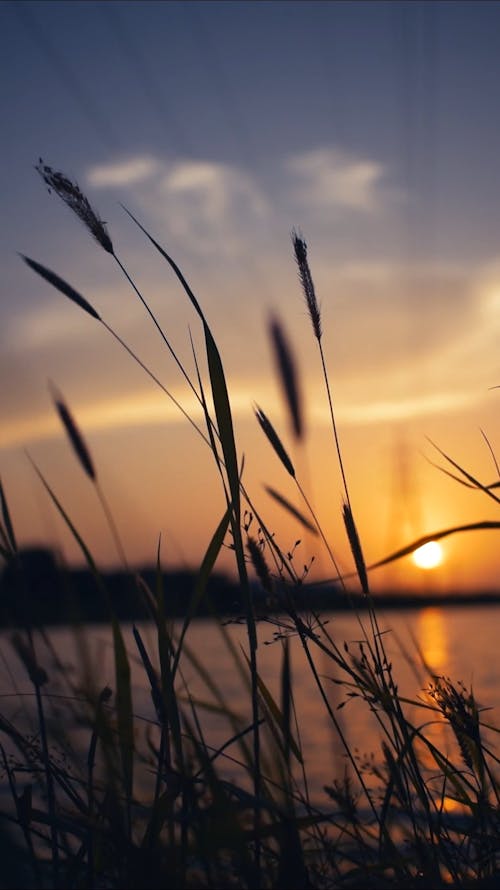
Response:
12,1,118,151
183,2,261,167
98,2,193,158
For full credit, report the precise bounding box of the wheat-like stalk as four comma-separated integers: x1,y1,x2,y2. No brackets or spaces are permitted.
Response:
292,229,321,342
269,314,303,441
49,381,128,569
36,160,113,254
49,381,96,482
254,405,295,478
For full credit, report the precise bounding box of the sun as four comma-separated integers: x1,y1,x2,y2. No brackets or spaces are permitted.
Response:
412,541,443,570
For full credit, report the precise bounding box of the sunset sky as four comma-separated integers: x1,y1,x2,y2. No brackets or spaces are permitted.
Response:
2,1,500,592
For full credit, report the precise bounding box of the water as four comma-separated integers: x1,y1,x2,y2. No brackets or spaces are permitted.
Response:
2,603,500,806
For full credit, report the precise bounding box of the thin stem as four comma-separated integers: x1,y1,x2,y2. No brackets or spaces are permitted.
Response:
30,633,59,889
113,253,201,402
318,339,351,511
294,478,345,585
95,481,129,572
100,319,214,450
287,604,380,826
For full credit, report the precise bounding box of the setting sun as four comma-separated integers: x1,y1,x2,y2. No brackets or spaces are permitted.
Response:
412,541,444,570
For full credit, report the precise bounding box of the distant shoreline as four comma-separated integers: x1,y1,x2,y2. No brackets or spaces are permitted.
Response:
2,550,500,626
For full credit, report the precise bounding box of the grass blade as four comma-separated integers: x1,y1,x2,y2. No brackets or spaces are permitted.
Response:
124,209,258,670
27,455,134,814
242,651,303,765
0,477,17,554
172,505,232,679
264,485,318,535
368,521,500,571
427,438,500,506
21,255,101,320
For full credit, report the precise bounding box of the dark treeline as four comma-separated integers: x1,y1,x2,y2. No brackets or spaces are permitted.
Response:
1,548,500,627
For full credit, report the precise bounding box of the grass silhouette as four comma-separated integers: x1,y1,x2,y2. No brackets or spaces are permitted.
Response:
1,164,500,887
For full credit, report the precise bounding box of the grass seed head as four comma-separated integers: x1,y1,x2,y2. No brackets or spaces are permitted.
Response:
429,678,481,771
254,405,296,478
269,314,303,441
36,159,114,255
21,255,101,321
292,229,322,342
247,535,274,595
49,381,96,482
343,502,369,595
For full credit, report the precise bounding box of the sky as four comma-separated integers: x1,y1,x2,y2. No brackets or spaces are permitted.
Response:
2,0,500,593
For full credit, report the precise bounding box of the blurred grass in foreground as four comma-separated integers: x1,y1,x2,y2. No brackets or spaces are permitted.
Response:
1,164,500,888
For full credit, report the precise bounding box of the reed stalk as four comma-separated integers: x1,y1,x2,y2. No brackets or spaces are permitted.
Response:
2,164,500,888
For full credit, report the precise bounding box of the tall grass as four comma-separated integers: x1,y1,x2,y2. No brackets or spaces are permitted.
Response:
1,164,500,887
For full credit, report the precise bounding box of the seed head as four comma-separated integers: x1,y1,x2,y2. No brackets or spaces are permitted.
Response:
247,536,274,595
254,405,295,478
429,678,481,771
49,381,96,482
269,314,303,440
21,255,101,320
292,229,322,341
36,159,113,255
343,502,369,595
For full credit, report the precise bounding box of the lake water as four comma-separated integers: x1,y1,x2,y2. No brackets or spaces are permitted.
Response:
2,602,500,808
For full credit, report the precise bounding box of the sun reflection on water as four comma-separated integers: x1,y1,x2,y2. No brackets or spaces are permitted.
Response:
417,607,448,671
413,607,465,814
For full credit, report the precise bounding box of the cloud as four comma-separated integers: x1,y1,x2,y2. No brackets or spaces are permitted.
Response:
0,391,189,450
302,259,479,379
7,302,88,351
83,145,393,258
0,381,270,450
86,156,162,187
335,390,480,426
86,153,270,256
159,159,269,249
164,160,268,219
287,147,388,214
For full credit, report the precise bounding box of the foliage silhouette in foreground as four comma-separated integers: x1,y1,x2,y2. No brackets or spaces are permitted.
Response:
1,163,500,887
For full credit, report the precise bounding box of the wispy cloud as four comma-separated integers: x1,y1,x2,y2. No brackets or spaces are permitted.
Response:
84,146,395,257
286,147,389,214
86,153,269,255
302,259,480,379
7,303,90,351
159,159,269,249
87,156,162,187
0,382,271,450
0,367,484,453
335,390,480,426
0,391,193,450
